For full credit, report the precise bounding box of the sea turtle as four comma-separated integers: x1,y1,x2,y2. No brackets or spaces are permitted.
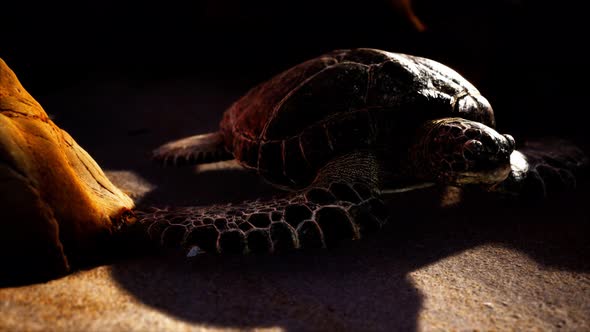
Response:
140,48,586,255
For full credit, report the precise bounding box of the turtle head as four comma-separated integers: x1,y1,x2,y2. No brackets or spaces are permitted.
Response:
412,118,515,187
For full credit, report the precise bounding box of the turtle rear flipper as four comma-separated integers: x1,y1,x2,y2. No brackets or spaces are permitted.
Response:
152,132,233,166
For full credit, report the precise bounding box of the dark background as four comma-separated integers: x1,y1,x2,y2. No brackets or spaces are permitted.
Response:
1,0,588,150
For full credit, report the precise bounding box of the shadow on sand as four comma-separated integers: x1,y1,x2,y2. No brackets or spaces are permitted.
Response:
108,164,589,331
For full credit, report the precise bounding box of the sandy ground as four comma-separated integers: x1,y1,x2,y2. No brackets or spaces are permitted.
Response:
1,76,589,331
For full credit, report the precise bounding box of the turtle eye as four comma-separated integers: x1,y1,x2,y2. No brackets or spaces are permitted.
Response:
463,139,484,160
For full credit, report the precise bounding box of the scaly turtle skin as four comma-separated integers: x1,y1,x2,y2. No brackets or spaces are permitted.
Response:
143,48,587,255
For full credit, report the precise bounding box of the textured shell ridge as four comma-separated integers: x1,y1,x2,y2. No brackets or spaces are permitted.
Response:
225,55,340,142
259,57,343,141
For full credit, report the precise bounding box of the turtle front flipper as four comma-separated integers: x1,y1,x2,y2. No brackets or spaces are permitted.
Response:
492,138,589,198
152,131,233,166
135,152,388,254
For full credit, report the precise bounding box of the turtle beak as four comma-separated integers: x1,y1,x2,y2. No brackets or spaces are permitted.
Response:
452,163,512,186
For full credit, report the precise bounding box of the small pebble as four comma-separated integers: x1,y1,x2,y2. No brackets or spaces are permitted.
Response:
186,246,205,257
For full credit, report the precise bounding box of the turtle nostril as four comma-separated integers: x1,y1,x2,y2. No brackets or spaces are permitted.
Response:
503,134,515,152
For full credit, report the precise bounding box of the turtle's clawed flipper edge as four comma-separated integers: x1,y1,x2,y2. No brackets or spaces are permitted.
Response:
494,138,589,198
152,131,233,166
136,152,389,254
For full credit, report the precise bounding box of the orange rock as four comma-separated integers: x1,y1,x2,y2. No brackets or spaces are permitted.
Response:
0,58,135,283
